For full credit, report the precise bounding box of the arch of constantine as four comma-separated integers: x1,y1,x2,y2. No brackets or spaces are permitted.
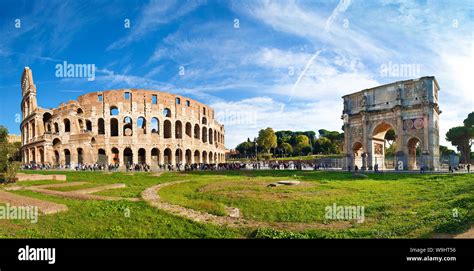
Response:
342,76,441,171
20,67,226,168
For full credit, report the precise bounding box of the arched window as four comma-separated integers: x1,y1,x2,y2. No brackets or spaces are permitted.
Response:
202,117,207,125
78,119,84,131
123,117,133,136
52,138,61,147
54,122,59,133
86,120,92,131
202,127,208,143
185,122,192,137
77,108,84,115
175,121,182,139
137,117,146,135
64,119,71,132
163,108,171,118
194,124,200,139
209,128,213,144
110,106,119,116
98,118,105,134
164,120,172,138
43,113,52,133
110,118,118,136
151,117,159,134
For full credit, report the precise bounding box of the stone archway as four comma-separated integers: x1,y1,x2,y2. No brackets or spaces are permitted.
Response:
342,77,441,171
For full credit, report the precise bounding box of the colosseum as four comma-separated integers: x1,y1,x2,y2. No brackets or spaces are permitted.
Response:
20,67,226,169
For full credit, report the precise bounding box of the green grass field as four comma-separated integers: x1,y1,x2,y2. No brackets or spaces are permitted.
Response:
0,170,472,239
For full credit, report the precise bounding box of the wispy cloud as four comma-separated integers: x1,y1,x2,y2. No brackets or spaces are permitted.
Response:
107,0,206,50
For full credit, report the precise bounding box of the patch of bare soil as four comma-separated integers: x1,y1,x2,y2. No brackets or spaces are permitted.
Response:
0,190,68,214
142,180,351,231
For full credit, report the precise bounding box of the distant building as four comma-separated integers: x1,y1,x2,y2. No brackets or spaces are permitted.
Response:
8,134,21,143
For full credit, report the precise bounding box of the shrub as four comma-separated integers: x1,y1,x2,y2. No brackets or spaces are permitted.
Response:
4,161,20,183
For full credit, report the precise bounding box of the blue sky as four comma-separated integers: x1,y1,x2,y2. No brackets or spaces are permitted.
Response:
0,0,472,149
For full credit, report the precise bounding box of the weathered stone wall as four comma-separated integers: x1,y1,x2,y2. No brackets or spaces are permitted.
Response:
19,67,226,168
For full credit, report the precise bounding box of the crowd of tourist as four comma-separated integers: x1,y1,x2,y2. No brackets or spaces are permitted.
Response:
20,160,472,173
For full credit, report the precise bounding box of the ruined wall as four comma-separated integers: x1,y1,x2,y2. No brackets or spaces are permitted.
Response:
20,68,226,168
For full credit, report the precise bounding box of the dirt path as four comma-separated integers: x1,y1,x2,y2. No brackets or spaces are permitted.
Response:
142,180,350,231
0,190,68,214
432,227,474,239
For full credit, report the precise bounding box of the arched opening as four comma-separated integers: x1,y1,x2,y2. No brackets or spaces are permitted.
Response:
52,138,61,147
185,149,192,165
77,108,84,115
98,118,105,134
54,122,59,133
202,117,207,125
175,149,183,165
185,122,192,137
78,119,84,131
90,137,96,146
151,118,159,134
164,120,172,138
138,148,146,164
110,118,119,136
54,151,60,166
209,151,213,163
194,124,200,139
64,149,71,166
123,148,133,166
202,127,208,143
98,149,107,165
77,148,84,165
202,151,208,163
164,148,172,164
214,153,217,163
64,119,71,132
151,148,160,165
371,122,397,170
407,137,422,170
43,113,52,133
137,117,146,135
352,142,363,169
110,106,119,116
123,117,133,136
163,108,171,118
175,121,182,139
86,120,92,131
194,150,200,163
39,149,44,164
111,147,119,164
209,128,213,144
31,149,36,163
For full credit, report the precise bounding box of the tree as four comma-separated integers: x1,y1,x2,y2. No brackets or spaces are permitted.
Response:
313,136,335,154
0,126,21,173
439,145,456,156
446,112,474,163
257,128,277,154
279,142,293,156
236,141,254,157
464,112,474,127
446,126,471,163
293,135,311,155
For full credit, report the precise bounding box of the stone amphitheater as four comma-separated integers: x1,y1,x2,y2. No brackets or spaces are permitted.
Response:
20,67,226,169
